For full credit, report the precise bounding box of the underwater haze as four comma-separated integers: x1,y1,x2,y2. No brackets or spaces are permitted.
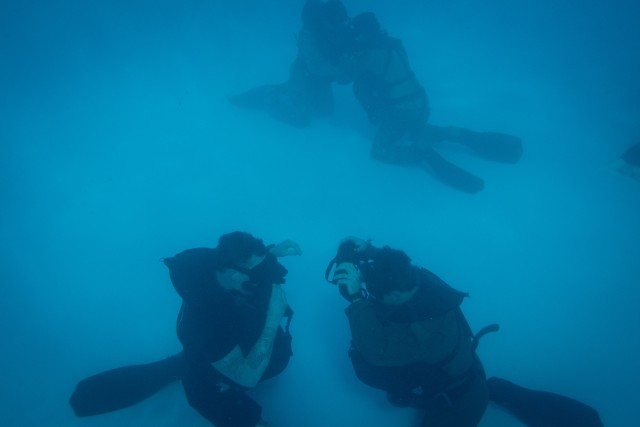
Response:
2,0,639,426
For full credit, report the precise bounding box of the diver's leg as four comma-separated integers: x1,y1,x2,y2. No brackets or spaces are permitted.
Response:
417,124,454,145
372,124,485,193
349,346,409,392
349,346,424,408
421,373,489,427
182,362,262,427
413,125,484,193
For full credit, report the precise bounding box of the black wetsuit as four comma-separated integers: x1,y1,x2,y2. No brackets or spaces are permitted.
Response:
166,248,292,427
345,268,489,427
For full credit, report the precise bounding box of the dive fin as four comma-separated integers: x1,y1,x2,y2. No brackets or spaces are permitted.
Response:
230,84,311,127
69,353,185,417
422,147,485,194
459,132,523,164
487,377,604,427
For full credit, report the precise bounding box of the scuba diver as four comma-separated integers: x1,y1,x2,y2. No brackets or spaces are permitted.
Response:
326,236,604,427
347,12,522,193
327,236,492,426
231,1,522,193
69,231,302,427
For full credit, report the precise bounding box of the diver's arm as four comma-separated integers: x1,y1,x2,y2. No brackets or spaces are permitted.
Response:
211,285,288,387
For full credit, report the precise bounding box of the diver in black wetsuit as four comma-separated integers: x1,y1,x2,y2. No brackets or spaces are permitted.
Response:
70,231,302,427
325,236,605,427
169,231,301,427
327,237,490,427
346,12,522,193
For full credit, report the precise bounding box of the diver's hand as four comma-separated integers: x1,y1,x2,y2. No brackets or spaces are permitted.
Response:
333,262,362,295
339,236,368,253
270,240,302,257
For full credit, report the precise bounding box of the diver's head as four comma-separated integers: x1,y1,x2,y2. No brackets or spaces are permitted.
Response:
216,231,268,268
351,12,383,48
362,246,419,304
216,231,287,295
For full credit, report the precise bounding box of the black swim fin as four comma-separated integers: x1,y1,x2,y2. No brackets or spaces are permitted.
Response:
422,147,485,194
229,84,311,127
69,353,185,417
487,377,604,427
458,132,523,164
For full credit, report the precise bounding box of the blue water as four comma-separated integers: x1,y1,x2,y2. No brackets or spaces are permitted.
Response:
2,1,639,426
